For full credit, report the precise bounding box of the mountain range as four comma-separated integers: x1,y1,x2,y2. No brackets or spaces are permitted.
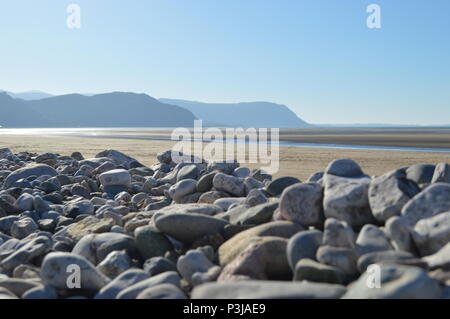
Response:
0,91,309,128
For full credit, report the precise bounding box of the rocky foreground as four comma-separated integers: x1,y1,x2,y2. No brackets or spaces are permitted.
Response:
0,147,450,299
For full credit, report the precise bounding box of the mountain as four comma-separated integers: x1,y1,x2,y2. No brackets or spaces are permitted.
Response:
0,90,54,100
0,92,197,128
159,99,310,128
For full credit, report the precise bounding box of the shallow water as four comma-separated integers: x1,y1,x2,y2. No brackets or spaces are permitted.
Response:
1,127,450,153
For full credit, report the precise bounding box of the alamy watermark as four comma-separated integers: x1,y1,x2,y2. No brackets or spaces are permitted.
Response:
170,120,280,174
66,4,81,29
367,4,381,29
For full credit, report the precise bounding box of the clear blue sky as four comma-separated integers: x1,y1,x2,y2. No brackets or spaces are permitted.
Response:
1,0,449,125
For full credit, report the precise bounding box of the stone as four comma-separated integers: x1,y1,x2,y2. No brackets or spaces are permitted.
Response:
266,177,301,196
412,211,450,256
233,167,250,178
232,200,279,225
323,174,375,228
95,269,149,299
71,184,91,199
287,230,323,270
0,278,40,297
63,200,94,218
402,183,450,226
385,216,415,253
294,258,346,284
423,243,450,270
369,169,420,222
207,161,239,175
355,224,392,256
192,280,346,299
177,249,221,286
406,164,435,184
214,198,245,211
432,163,450,183
316,245,359,276
116,271,181,299
218,237,290,281
198,191,226,204
279,182,324,227
158,203,223,216
167,179,197,203
95,150,140,169
154,213,229,244
325,158,365,177
58,216,114,241
177,165,200,181
0,235,52,271
322,218,355,249
71,152,84,161
143,257,177,277
136,284,186,299
15,193,34,212
218,221,303,266
97,250,131,278
3,164,58,188
357,250,427,273
213,173,245,197
11,217,38,239
307,171,324,183
342,265,442,299
196,172,217,193
0,287,18,299
22,285,58,299
41,252,110,291
135,226,173,260
99,169,131,187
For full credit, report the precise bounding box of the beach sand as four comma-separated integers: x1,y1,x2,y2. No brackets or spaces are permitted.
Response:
1,133,449,180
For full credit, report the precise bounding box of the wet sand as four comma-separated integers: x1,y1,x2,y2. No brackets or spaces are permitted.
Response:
1,133,449,180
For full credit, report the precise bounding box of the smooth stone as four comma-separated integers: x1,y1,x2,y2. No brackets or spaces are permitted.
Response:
432,163,450,183
294,258,346,284
72,232,136,265
279,182,324,227
266,177,301,196
325,159,364,178
342,265,442,299
322,218,355,249
0,287,18,299
176,165,200,182
213,173,245,197
136,284,186,299
95,150,140,169
214,197,245,211
218,237,290,281
232,200,279,225
412,211,450,256
207,162,240,175
198,191,227,204
116,271,181,299
41,252,110,291
218,221,304,266
99,169,131,187
143,257,177,277
287,230,323,270
63,200,94,218
177,249,221,286
4,164,58,188
385,216,415,253
307,171,324,183
233,167,250,178
11,217,38,239
192,280,346,299
58,215,114,241
154,213,229,244
423,243,450,270
0,235,52,271
167,179,197,203
316,245,359,276
355,224,392,255
22,285,58,299
406,164,435,185
402,183,450,226
244,177,264,194
95,269,149,299
97,250,131,278
323,174,375,228
15,193,34,212
0,278,41,297
135,226,173,260
368,169,420,222
245,188,267,207
156,203,223,216
358,250,427,273
196,172,217,193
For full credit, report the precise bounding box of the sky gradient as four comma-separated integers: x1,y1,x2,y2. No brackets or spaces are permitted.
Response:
1,0,449,125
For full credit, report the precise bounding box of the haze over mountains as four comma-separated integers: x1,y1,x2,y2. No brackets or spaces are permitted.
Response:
0,91,310,128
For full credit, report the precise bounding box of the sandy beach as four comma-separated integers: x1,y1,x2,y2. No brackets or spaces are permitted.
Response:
1,132,449,180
